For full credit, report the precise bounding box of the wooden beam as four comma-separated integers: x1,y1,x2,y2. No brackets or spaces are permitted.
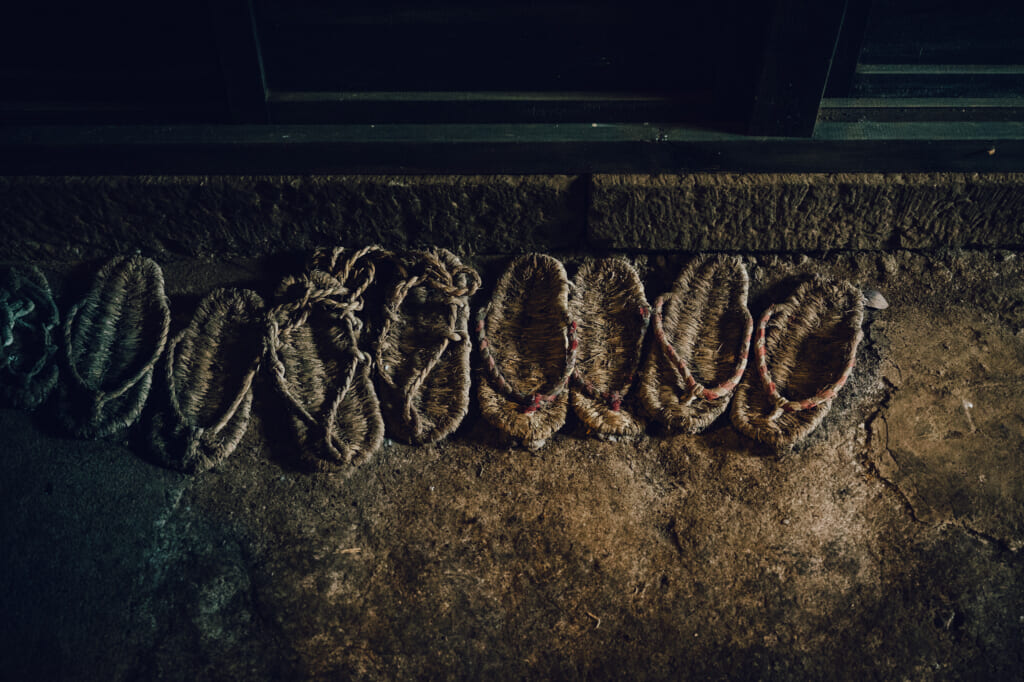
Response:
819,98,1024,123
1,122,1022,174
266,90,717,125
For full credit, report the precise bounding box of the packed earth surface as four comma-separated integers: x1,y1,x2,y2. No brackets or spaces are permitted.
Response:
2,248,1023,680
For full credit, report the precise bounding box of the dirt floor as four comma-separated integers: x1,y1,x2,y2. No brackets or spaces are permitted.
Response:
1,249,1023,680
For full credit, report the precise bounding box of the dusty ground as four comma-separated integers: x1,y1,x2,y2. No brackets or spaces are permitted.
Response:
1,249,1023,680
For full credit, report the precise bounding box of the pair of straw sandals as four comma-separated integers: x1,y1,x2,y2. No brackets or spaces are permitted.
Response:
262,245,482,473
0,257,174,438
0,249,482,474
478,253,867,451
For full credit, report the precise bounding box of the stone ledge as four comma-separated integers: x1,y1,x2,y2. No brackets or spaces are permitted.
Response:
588,173,1024,251
4,174,1024,261
0,175,585,261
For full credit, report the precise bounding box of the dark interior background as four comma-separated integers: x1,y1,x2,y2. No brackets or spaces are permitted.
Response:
0,0,1021,172
0,1,224,123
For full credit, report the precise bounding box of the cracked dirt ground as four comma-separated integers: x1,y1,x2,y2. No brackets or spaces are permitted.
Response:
1,250,1022,680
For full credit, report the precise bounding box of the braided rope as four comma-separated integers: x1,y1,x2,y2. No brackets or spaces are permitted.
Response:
267,278,368,358
0,266,59,384
264,248,380,463
375,248,481,434
0,296,35,349
755,303,863,420
0,295,50,382
475,304,580,415
311,244,390,292
0,267,59,409
571,304,651,412
20,311,56,387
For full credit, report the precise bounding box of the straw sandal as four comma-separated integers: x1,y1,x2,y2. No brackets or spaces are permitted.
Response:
476,253,578,449
375,248,481,444
0,266,59,410
639,255,753,433
150,288,266,473
569,258,651,437
265,246,384,472
730,276,864,449
61,256,171,439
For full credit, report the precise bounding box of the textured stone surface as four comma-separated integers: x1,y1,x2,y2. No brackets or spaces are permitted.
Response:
866,255,1024,548
589,173,1024,251
2,251,1024,679
0,175,585,261
5,174,1024,260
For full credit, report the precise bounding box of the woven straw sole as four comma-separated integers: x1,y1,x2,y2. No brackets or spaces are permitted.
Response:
61,255,170,439
0,265,59,410
570,258,650,437
730,276,865,449
639,255,752,433
151,288,265,473
376,248,479,445
270,269,384,471
477,254,573,447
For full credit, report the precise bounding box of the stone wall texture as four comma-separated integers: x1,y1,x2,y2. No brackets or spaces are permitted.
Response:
588,173,1024,251
0,175,585,261
2,173,1024,261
